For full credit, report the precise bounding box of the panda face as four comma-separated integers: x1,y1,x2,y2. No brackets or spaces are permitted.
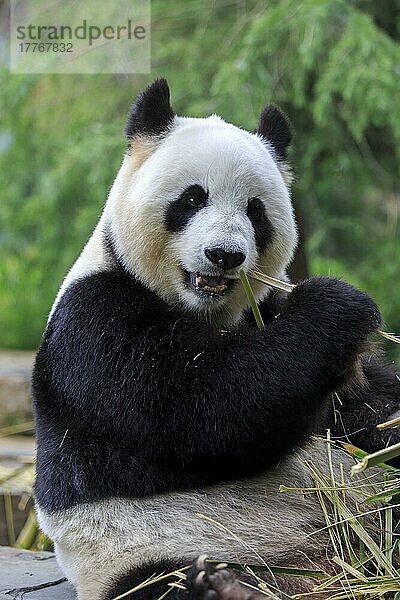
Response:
106,81,298,325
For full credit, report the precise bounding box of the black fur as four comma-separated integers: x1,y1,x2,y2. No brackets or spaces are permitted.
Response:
102,557,265,599
125,78,175,139
329,357,400,455
256,105,292,160
165,185,209,233
102,559,186,600
246,197,275,253
254,290,400,459
33,267,391,513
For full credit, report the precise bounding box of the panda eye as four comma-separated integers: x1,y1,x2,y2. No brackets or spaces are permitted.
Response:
187,195,204,207
182,185,208,208
247,197,265,221
166,185,209,232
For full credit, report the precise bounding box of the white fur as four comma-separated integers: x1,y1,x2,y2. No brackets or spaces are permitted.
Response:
37,440,362,600
50,115,297,325
109,116,297,324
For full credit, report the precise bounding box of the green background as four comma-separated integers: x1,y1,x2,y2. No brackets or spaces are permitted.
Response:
1,0,399,359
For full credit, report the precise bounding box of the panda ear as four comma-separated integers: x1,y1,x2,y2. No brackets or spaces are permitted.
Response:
125,78,175,139
256,105,293,160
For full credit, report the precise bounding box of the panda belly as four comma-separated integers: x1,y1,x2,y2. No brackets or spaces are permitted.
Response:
35,441,354,600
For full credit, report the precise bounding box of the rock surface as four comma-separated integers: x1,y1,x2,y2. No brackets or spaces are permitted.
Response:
0,546,75,599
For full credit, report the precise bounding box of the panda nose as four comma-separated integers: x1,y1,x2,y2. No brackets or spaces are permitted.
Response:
204,248,246,270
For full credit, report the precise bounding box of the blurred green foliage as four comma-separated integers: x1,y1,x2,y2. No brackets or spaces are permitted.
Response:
0,0,399,358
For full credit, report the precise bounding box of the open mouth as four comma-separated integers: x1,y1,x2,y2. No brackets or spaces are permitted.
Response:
187,272,236,296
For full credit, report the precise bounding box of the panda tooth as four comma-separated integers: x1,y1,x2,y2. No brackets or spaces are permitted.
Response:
191,273,229,293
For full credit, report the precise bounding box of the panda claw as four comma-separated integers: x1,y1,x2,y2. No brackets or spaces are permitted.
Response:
188,554,264,599
196,554,208,571
194,571,207,594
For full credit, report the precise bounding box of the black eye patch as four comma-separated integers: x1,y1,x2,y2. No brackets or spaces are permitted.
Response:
165,185,208,232
247,198,274,253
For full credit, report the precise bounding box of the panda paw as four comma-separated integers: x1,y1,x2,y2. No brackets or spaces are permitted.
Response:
187,555,264,600
287,276,382,342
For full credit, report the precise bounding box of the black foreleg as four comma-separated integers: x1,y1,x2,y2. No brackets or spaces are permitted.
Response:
330,357,400,461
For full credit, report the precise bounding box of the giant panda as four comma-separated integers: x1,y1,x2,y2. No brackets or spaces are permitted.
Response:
32,79,400,600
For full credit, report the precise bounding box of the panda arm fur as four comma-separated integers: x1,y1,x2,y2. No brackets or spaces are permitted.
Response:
329,357,400,454
33,270,380,509
257,288,400,455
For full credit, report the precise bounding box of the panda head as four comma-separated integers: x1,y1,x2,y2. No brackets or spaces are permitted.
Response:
106,79,298,325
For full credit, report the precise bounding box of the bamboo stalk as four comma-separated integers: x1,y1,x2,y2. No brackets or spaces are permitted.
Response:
0,421,34,438
4,489,16,546
239,269,265,330
352,442,400,474
16,509,38,549
378,331,400,345
377,416,400,431
384,473,393,576
248,269,295,293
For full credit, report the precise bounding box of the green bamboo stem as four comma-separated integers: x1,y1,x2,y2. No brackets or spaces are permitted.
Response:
239,269,265,330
